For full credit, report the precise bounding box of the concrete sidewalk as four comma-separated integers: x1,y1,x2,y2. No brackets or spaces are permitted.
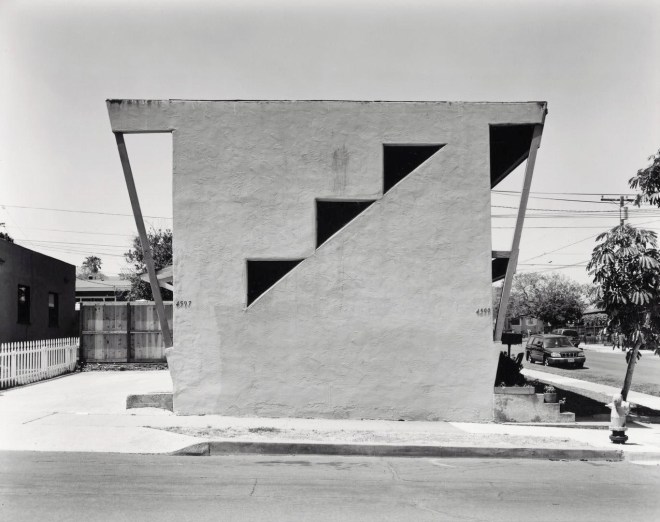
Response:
1,371,660,463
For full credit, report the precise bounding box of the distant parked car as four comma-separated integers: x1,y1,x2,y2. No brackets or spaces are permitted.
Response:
551,328,580,347
525,334,586,368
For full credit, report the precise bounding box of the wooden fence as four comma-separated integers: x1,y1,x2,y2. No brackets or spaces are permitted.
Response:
0,337,79,389
80,302,172,362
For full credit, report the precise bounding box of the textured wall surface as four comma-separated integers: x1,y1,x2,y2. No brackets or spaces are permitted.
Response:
108,100,546,421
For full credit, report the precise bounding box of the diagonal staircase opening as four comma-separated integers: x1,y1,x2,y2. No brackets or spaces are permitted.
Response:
247,259,304,305
247,143,445,307
383,144,444,193
316,200,376,248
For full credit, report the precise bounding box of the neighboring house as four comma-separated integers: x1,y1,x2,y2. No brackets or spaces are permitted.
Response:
508,316,544,335
580,306,607,337
139,264,173,291
109,99,547,422
75,275,132,303
0,240,76,342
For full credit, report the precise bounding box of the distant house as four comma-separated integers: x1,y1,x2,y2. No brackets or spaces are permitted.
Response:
139,264,173,291
509,316,544,335
0,240,76,342
75,275,131,303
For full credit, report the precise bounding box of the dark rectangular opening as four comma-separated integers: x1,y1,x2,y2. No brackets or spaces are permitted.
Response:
316,200,375,247
489,124,536,188
48,292,59,327
247,259,304,306
383,144,444,193
17,285,30,324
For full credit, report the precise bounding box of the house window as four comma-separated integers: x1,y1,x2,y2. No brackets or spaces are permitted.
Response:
17,285,30,324
48,292,59,327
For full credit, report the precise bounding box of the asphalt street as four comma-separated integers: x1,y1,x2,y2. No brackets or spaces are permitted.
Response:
523,347,660,396
1,452,659,521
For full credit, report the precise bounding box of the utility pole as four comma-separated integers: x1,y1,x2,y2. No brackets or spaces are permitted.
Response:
601,195,635,226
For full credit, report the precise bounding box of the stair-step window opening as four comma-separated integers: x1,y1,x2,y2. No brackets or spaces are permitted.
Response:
316,200,375,248
246,259,304,306
383,144,444,194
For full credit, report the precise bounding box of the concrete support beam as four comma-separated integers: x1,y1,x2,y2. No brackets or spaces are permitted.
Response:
113,132,173,348
494,124,543,341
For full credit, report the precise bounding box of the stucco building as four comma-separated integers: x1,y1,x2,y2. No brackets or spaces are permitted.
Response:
108,100,547,421
0,240,76,342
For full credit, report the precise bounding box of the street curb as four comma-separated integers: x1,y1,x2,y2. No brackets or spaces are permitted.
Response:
169,441,624,461
622,451,660,463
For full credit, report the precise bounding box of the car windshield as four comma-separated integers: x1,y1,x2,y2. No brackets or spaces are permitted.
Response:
544,337,573,348
563,330,578,337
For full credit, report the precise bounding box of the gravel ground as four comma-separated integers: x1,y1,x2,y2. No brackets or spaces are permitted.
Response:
80,362,168,372
152,425,596,448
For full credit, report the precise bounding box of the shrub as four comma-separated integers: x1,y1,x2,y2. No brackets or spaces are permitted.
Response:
494,352,526,387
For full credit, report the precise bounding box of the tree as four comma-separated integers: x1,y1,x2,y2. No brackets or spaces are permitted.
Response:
81,255,103,277
495,273,587,330
0,231,14,243
587,224,660,398
629,148,660,207
586,148,660,401
123,228,172,301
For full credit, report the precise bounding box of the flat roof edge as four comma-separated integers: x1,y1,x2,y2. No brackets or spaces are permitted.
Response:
107,99,548,107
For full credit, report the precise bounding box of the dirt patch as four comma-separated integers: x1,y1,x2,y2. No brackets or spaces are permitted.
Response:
151,425,595,449
79,362,168,372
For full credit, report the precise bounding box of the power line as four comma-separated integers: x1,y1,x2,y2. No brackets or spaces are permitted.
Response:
517,261,590,275
23,244,127,258
0,205,30,242
0,203,172,220
16,239,128,248
493,205,636,213
492,214,660,219
601,195,636,226
517,218,660,264
493,193,624,205
493,225,645,229
493,190,637,196
15,226,134,237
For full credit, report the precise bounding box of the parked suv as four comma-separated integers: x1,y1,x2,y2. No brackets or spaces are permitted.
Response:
525,334,586,368
551,328,580,347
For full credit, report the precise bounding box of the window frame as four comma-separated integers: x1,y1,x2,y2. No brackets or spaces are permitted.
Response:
17,284,31,325
48,292,59,328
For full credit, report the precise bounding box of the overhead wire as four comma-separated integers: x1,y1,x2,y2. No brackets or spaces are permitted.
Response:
0,203,171,220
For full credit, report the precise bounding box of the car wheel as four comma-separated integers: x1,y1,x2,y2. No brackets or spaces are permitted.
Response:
525,351,531,362
543,356,549,366
576,362,584,369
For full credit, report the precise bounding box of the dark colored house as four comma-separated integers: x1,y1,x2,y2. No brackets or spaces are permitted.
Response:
0,240,76,342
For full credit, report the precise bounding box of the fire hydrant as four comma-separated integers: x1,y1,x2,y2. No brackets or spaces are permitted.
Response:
607,394,631,444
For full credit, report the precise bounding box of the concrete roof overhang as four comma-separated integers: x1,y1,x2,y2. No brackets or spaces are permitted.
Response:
490,124,539,188
491,257,509,283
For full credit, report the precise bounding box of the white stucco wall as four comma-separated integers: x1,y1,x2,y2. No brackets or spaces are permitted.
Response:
108,100,546,421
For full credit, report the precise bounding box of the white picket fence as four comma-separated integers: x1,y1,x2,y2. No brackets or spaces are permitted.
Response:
0,337,79,389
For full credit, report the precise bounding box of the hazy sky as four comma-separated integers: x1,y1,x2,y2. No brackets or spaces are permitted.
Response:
1,0,659,284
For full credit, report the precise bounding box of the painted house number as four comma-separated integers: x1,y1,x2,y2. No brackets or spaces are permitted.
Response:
476,307,491,316
176,301,192,309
